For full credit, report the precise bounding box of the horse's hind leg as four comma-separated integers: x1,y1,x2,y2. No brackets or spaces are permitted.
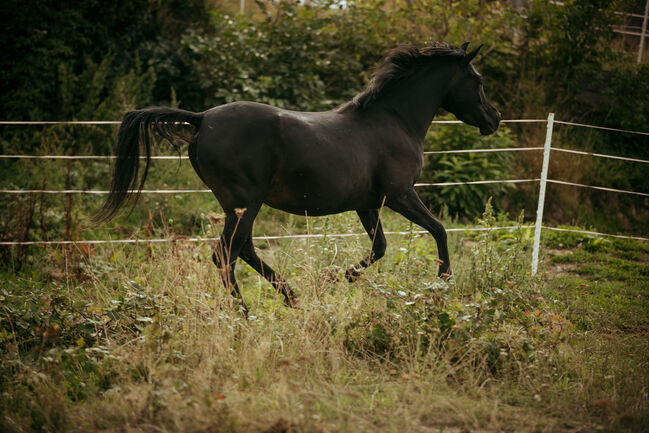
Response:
386,189,451,278
212,246,247,315
212,209,258,316
345,209,387,282
239,234,298,307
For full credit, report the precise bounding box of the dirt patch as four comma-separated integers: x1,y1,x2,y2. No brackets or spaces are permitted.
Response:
546,248,573,257
544,249,582,276
547,262,581,276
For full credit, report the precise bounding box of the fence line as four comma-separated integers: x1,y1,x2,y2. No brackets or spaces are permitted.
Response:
429,119,547,124
553,120,649,136
0,179,540,195
0,189,212,195
423,147,543,155
414,179,538,187
3,115,649,277
3,225,647,247
5,146,649,164
543,227,649,242
0,225,528,246
2,118,647,134
547,179,649,198
0,119,547,126
0,121,121,125
551,147,649,164
0,155,189,160
0,147,542,160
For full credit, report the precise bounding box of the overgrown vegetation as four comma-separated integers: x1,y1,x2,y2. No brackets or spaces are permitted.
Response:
419,118,518,218
1,205,647,432
2,2,649,431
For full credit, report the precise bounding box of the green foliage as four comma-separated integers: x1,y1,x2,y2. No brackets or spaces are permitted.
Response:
0,272,189,413
150,1,390,111
0,281,114,408
344,203,561,378
419,119,518,218
3,0,649,236
1,207,648,431
481,0,649,232
0,0,208,121
148,0,521,111
0,55,157,264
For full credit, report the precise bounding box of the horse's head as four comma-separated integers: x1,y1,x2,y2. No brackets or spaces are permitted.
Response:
441,43,501,135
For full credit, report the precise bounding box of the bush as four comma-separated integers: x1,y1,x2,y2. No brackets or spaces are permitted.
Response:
418,118,518,218
148,1,389,111
344,201,564,377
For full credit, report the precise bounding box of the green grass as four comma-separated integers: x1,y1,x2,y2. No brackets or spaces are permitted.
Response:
1,206,648,433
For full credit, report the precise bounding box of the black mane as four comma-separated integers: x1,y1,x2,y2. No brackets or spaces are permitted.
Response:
340,42,465,112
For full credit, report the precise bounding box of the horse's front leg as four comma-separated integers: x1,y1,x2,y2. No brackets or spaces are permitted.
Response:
386,189,451,279
345,208,387,282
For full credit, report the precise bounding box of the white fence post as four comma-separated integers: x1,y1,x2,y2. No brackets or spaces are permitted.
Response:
531,112,555,276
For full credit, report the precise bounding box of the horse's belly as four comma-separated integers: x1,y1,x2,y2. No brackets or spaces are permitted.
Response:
264,171,379,216
264,199,379,216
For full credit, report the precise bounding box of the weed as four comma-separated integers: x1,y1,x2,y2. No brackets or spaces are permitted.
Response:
1,205,648,432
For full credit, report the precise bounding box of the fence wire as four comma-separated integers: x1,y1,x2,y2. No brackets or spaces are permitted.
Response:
3,225,647,246
0,226,531,246
2,116,648,249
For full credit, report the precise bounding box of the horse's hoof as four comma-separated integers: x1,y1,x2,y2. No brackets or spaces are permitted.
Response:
345,272,359,283
344,267,362,283
439,271,452,282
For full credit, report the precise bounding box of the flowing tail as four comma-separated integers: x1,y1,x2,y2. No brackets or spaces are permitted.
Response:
94,107,204,222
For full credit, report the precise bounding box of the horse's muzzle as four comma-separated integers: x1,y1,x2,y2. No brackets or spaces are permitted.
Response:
480,109,502,135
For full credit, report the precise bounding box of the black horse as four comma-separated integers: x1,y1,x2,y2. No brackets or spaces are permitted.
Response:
96,42,501,314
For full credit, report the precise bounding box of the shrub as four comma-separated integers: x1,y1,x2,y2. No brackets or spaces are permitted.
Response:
343,201,564,378
418,118,518,218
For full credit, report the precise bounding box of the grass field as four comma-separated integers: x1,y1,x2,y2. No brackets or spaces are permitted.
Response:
1,204,648,433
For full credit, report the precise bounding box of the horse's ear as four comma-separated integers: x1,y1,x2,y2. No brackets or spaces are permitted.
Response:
461,42,470,52
464,44,483,64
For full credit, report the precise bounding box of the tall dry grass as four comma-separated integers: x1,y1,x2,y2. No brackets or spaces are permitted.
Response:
1,208,647,432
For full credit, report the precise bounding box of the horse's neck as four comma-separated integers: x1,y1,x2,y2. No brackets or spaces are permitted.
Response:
374,63,456,141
